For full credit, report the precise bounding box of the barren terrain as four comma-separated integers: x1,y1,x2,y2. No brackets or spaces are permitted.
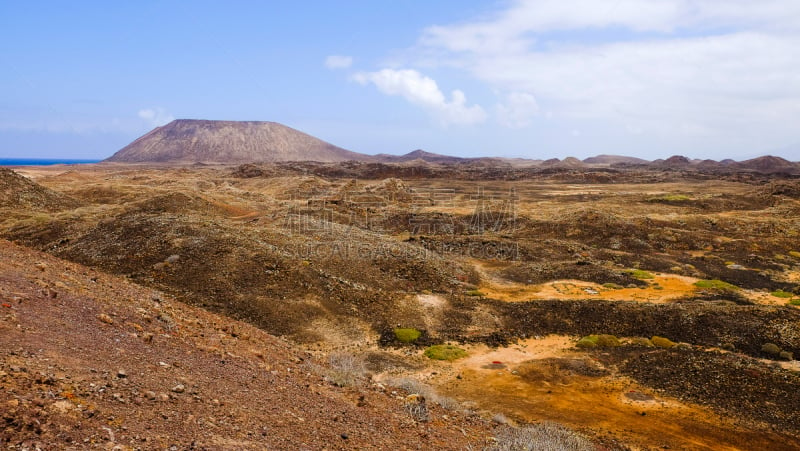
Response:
2,161,800,450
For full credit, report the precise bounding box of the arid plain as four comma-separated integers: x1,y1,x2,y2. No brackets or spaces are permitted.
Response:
3,154,800,450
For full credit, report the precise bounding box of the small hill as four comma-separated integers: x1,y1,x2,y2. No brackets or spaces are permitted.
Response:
0,168,81,211
560,156,585,167
735,156,798,173
106,119,368,164
583,155,649,165
375,149,468,164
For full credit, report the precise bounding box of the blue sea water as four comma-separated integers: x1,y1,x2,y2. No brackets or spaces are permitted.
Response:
0,158,101,166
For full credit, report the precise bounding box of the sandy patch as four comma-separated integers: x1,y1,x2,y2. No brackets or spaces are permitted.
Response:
417,294,447,308
476,270,702,304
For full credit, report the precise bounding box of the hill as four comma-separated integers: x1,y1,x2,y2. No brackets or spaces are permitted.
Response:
734,155,798,173
375,149,469,164
0,168,80,211
105,119,368,164
0,238,493,448
583,155,648,165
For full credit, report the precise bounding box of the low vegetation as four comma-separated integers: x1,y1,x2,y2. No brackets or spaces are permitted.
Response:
771,290,794,298
404,395,429,422
629,337,655,347
424,344,468,361
761,343,781,356
651,336,677,349
694,279,738,290
390,377,461,413
627,269,655,280
576,334,621,349
648,194,692,203
761,343,794,360
487,422,595,451
393,328,421,343
324,352,366,387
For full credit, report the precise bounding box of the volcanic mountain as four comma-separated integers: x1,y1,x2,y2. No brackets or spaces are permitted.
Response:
106,119,368,164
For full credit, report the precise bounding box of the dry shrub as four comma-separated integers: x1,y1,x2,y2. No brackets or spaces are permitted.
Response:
390,377,461,411
487,422,594,451
404,396,430,422
325,352,366,387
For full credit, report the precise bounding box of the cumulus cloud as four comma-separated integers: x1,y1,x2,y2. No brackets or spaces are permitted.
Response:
352,69,486,126
138,107,174,127
325,55,354,69
413,0,800,152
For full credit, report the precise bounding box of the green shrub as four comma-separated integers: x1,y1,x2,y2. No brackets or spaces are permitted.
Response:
394,328,421,343
789,251,800,259
576,334,620,349
576,336,597,349
424,344,467,361
629,337,654,347
693,279,738,290
627,269,655,280
651,336,676,349
780,351,794,361
465,289,486,297
790,299,800,306
761,343,782,356
576,336,598,348
596,334,621,347
771,290,794,298
602,283,623,289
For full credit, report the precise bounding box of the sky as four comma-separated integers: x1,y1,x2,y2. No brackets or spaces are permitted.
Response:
1,0,799,161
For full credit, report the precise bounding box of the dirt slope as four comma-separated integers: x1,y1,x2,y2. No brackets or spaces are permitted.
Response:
0,168,80,211
0,239,493,449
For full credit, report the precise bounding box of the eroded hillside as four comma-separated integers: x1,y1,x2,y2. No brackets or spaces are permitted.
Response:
3,162,800,450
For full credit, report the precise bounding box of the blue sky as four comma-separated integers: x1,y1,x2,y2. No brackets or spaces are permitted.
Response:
2,1,799,161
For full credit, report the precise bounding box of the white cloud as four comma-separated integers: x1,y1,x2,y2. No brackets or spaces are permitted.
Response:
412,0,800,153
138,107,174,128
496,92,540,128
352,69,486,126
423,0,800,45
325,55,353,70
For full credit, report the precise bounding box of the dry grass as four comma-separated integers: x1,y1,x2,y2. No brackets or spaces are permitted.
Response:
324,352,367,387
487,422,595,451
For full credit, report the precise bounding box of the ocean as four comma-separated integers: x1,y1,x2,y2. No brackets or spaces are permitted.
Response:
0,158,102,166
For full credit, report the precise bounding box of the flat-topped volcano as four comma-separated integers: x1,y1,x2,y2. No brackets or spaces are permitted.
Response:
106,119,367,164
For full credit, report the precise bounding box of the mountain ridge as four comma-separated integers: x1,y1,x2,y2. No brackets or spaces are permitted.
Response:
104,120,799,172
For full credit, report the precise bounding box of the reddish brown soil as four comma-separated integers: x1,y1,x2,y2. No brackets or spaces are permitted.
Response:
0,239,494,449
